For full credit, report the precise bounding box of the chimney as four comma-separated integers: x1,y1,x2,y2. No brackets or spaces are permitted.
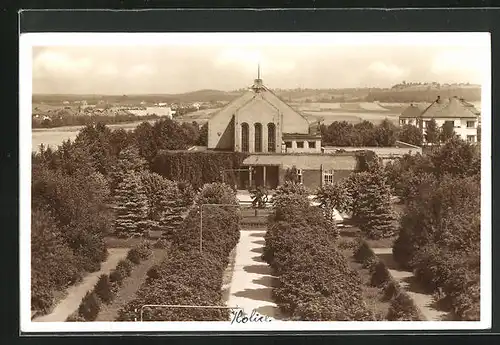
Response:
436,95,441,103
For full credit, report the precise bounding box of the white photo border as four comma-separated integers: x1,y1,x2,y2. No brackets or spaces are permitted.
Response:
19,32,492,333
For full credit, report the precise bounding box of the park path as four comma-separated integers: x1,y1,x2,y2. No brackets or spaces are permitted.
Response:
34,248,129,322
96,248,168,321
227,227,282,319
372,247,450,321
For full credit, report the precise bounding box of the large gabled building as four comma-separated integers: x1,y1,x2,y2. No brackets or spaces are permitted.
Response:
207,74,359,190
399,96,480,144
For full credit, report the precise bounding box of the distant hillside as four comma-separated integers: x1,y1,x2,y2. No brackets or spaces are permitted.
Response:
33,89,242,105
365,87,481,103
33,85,482,105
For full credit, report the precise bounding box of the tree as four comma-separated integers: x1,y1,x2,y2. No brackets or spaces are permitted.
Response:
430,137,479,178
373,119,398,147
440,121,456,142
134,122,158,162
356,173,394,239
315,180,352,221
354,121,377,146
424,119,439,145
196,122,208,146
109,146,147,193
398,124,423,146
322,121,356,146
114,172,150,237
74,123,115,175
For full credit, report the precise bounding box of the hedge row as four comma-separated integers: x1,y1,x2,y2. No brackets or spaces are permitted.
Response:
116,183,240,321
263,187,372,321
353,240,423,321
151,151,249,190
67,242,152,322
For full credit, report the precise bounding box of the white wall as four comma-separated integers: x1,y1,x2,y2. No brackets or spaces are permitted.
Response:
284,139,321,153
401,117,478,143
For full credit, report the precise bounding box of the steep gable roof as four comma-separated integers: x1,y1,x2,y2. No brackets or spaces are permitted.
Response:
400,97,478,119
208,79,309,123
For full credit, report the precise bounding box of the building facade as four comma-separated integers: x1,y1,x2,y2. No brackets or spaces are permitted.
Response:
399,96,480,144
208,76,358,190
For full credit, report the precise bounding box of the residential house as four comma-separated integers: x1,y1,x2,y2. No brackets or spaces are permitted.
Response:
399,96,480,144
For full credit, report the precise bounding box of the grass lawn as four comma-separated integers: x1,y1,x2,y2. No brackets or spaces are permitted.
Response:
105,236,155,248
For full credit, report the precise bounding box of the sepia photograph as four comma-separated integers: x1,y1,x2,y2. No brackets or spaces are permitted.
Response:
19,32,491,332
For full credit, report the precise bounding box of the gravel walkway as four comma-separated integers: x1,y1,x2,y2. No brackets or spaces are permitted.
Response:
227,227,282,320
33,248,129,322
372,247,450,321
96,248,169,321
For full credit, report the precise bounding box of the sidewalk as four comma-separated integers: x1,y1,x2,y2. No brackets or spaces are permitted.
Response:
34,248,129,322
372,247,449,321
226,228,282,320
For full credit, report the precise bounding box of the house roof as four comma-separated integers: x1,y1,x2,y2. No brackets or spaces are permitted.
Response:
242,153,358,170
400,103,428,118
208,78,309,123
400,97,479,119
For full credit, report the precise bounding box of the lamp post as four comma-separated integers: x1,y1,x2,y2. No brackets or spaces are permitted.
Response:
136,304,242,322
199,203,240,254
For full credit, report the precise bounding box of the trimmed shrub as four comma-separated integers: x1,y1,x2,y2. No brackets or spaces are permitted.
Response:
353,240,375,265
386,292,422,321
127,248,142,264
109,269,124,285
117,183,240,322
264,187,372,321
116,259,133,277
382,281,400,302
78,291,101,321
95,274,113,304
370,261,391,288
66,313,86,322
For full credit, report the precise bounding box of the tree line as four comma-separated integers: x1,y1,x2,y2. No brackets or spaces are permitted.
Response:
320,118,476,147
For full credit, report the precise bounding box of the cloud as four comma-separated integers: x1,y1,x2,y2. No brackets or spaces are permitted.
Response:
30,43,488,94
33,51,93,77
368,61,407,80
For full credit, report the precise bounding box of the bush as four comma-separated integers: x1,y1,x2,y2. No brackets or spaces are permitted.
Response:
95,274,114,304
382,281,400,302
127,248,142,264
66,313,86,322
78,291,101,321
116,259,134,276
386,292,422,321
353,240,375,265
370,261,391,288
153,238,169,249
117,185,240,322
264,188,372,321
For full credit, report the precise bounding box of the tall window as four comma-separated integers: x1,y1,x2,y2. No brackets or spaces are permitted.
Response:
254,123,262,152
267,123,276,152
241,123,249,152
323,169,334,185
467,121,475,128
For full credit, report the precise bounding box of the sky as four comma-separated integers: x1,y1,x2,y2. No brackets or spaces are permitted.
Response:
29,33,490,95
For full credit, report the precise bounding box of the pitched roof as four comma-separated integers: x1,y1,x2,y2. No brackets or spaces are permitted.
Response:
242,153,358,170
208,79,309,123
400,97,478,119
400,103,428,118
